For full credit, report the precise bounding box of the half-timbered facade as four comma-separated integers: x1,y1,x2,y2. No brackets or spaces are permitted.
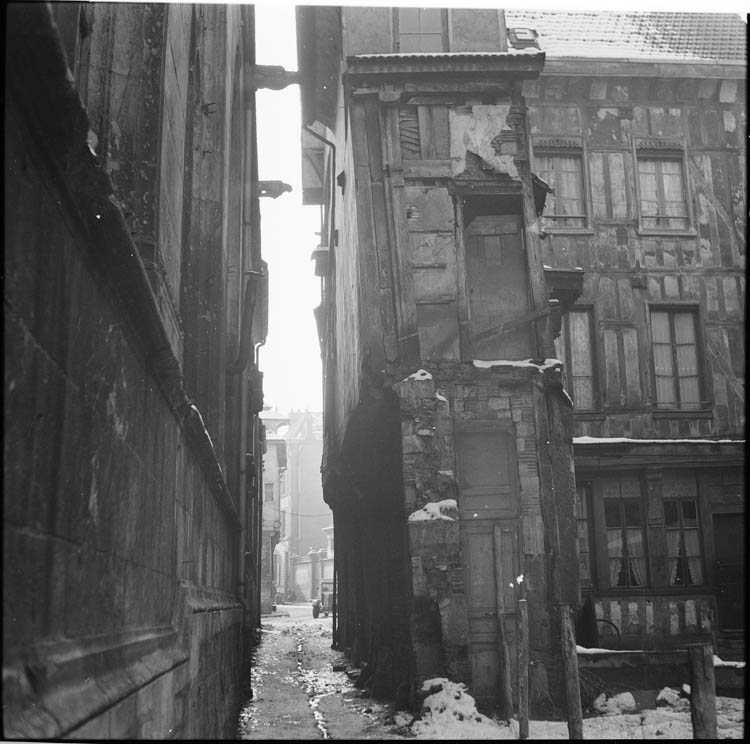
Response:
508,10,746,659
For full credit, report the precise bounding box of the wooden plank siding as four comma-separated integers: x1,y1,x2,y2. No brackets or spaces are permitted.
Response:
350,97,386,375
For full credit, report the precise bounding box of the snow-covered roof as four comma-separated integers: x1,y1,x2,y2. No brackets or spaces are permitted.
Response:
504,11,747,64
353,49,543,60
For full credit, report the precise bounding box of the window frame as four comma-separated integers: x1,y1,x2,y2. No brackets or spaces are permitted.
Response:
648,305,706,411
634,140,694,236
603,497,648,590
393,8,449,53
531,136,592,234
663,497,705,588
575,481,596,589
264,482,275,503
554,306,598,411
592,474,650,592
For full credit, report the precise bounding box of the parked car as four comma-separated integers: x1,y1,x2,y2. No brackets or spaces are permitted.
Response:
312,579,334,618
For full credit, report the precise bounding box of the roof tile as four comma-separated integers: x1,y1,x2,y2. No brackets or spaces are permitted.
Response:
504,11,747,63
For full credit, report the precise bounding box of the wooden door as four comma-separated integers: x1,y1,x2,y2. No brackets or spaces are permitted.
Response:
713,513,744,630
456,430,520,709
464,215,531,360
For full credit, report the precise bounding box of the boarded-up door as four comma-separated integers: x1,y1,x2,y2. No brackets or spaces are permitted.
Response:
456,430,520,709
464,215,531,360
713,513,744,630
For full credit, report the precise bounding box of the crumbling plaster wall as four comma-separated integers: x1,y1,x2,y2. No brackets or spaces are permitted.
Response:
394,363,578,700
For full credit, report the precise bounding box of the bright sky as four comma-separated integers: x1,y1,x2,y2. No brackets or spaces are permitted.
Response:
255,4,323,413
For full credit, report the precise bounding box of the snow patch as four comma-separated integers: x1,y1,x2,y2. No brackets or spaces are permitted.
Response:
473,358,563,371
574,436,745,445
405,369,433,381
593,691,638,716
714,655,746,669
410,678,515,739
435,392,448,402
408,500,457,522
656,687,690,711
576,645,639,654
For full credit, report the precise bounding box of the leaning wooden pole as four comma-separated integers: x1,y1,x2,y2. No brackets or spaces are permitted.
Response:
559,603,583,739
688,643,717,739
493,524,514,720
518,598,530,739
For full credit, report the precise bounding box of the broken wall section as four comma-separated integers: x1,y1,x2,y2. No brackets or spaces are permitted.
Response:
395,362,578,713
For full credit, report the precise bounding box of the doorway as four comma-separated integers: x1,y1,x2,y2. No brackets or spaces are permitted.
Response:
712,512,744,631
455,429,520,708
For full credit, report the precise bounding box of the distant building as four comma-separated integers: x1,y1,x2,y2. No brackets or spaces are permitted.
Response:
272,411,330,602
260,409,289,612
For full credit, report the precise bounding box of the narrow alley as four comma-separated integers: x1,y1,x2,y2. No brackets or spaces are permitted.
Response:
3,3,745,740
237,606,406,740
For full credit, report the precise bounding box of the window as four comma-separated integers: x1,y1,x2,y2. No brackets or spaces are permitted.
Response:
535,153,586,229
554,309,596,409
264,483,274,503
604,498,646,588
280,510,286,537
650,309,701,409
664,499,703,586
396,8,448,52
637,156,689,231
575,483,594,588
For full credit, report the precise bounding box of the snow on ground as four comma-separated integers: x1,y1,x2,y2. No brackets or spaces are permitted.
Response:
408,500,457,522
391,678,744,740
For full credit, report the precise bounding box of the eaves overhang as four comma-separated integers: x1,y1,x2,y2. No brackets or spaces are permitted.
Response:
345,51,545,85
573,438,746,471
541,57,745,79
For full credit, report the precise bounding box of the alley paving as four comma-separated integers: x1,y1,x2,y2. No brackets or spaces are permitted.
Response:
237,606,407,740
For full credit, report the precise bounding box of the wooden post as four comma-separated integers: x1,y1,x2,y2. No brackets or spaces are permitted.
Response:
493,525,514,720
518,598,530,740
559,603,583,740
688,643,717,739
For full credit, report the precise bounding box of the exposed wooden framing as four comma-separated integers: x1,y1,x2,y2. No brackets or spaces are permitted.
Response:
518,598,530,739
350,97,386,374
494,523,514,720
560,603,584,739
688,643,717,739
402,160,452,179
452,196,472,361
381,97,420,364
363,96,398,358
513,82,552,359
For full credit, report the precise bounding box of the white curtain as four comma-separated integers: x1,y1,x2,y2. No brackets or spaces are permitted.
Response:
684,529,703,585
626,527,645,586
607,528,622,585
666,529,681,585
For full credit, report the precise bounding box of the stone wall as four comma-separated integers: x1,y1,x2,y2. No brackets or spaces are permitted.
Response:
3,4,260,738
